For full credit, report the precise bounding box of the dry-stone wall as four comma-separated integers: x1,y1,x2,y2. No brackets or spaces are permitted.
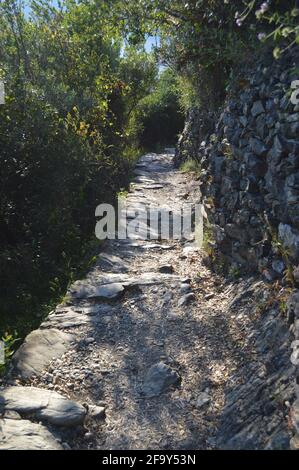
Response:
175,47,299,449
176,49,299,277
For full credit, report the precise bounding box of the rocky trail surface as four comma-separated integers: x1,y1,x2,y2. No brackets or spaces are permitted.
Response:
0,154,296,450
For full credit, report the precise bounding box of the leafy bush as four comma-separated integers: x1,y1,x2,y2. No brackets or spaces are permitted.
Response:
0,0,160,337
0,333,20,376
111,1,299,109
180,158,202,176
133,69,184,150
237,1,299,58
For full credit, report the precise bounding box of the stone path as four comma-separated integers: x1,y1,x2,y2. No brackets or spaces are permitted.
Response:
0,153,295,450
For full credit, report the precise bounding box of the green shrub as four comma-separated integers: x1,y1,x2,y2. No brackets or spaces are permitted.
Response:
180,158,202,176
133,69,184,150
0,0,159,338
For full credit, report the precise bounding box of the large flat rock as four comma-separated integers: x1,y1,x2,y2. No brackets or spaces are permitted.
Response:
72,272,182,292
13,329,74,379
0,418,63,450
70,281,125,300
97,253,129,273
41,312,92,329
0,386,86,427
40,306,103,329
41,313,103,330
69,272,183,302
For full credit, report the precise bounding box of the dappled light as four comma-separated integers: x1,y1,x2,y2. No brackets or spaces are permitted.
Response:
0,0,299,455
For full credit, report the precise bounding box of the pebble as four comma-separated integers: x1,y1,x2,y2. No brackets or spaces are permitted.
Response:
180,284,191,293
159,264,174,274
178,293,195,307
88,405,106,420
205,293,214,300
84,337,95,344
162,293,173,304
181,277,191,284
142,362,181,397
168,312,181,321
272,260,285,274
196,392,211,408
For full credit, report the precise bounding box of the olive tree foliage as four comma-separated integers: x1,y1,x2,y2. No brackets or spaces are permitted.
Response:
102,0,299,109
134,68,185,150
0,0,159,336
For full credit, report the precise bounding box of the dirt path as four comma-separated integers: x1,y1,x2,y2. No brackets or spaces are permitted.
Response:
1,153,293,450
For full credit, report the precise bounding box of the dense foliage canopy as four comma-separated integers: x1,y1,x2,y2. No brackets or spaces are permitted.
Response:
112,0,299,108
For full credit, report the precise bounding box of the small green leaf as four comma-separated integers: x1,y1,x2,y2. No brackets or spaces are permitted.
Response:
273,47,281,59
